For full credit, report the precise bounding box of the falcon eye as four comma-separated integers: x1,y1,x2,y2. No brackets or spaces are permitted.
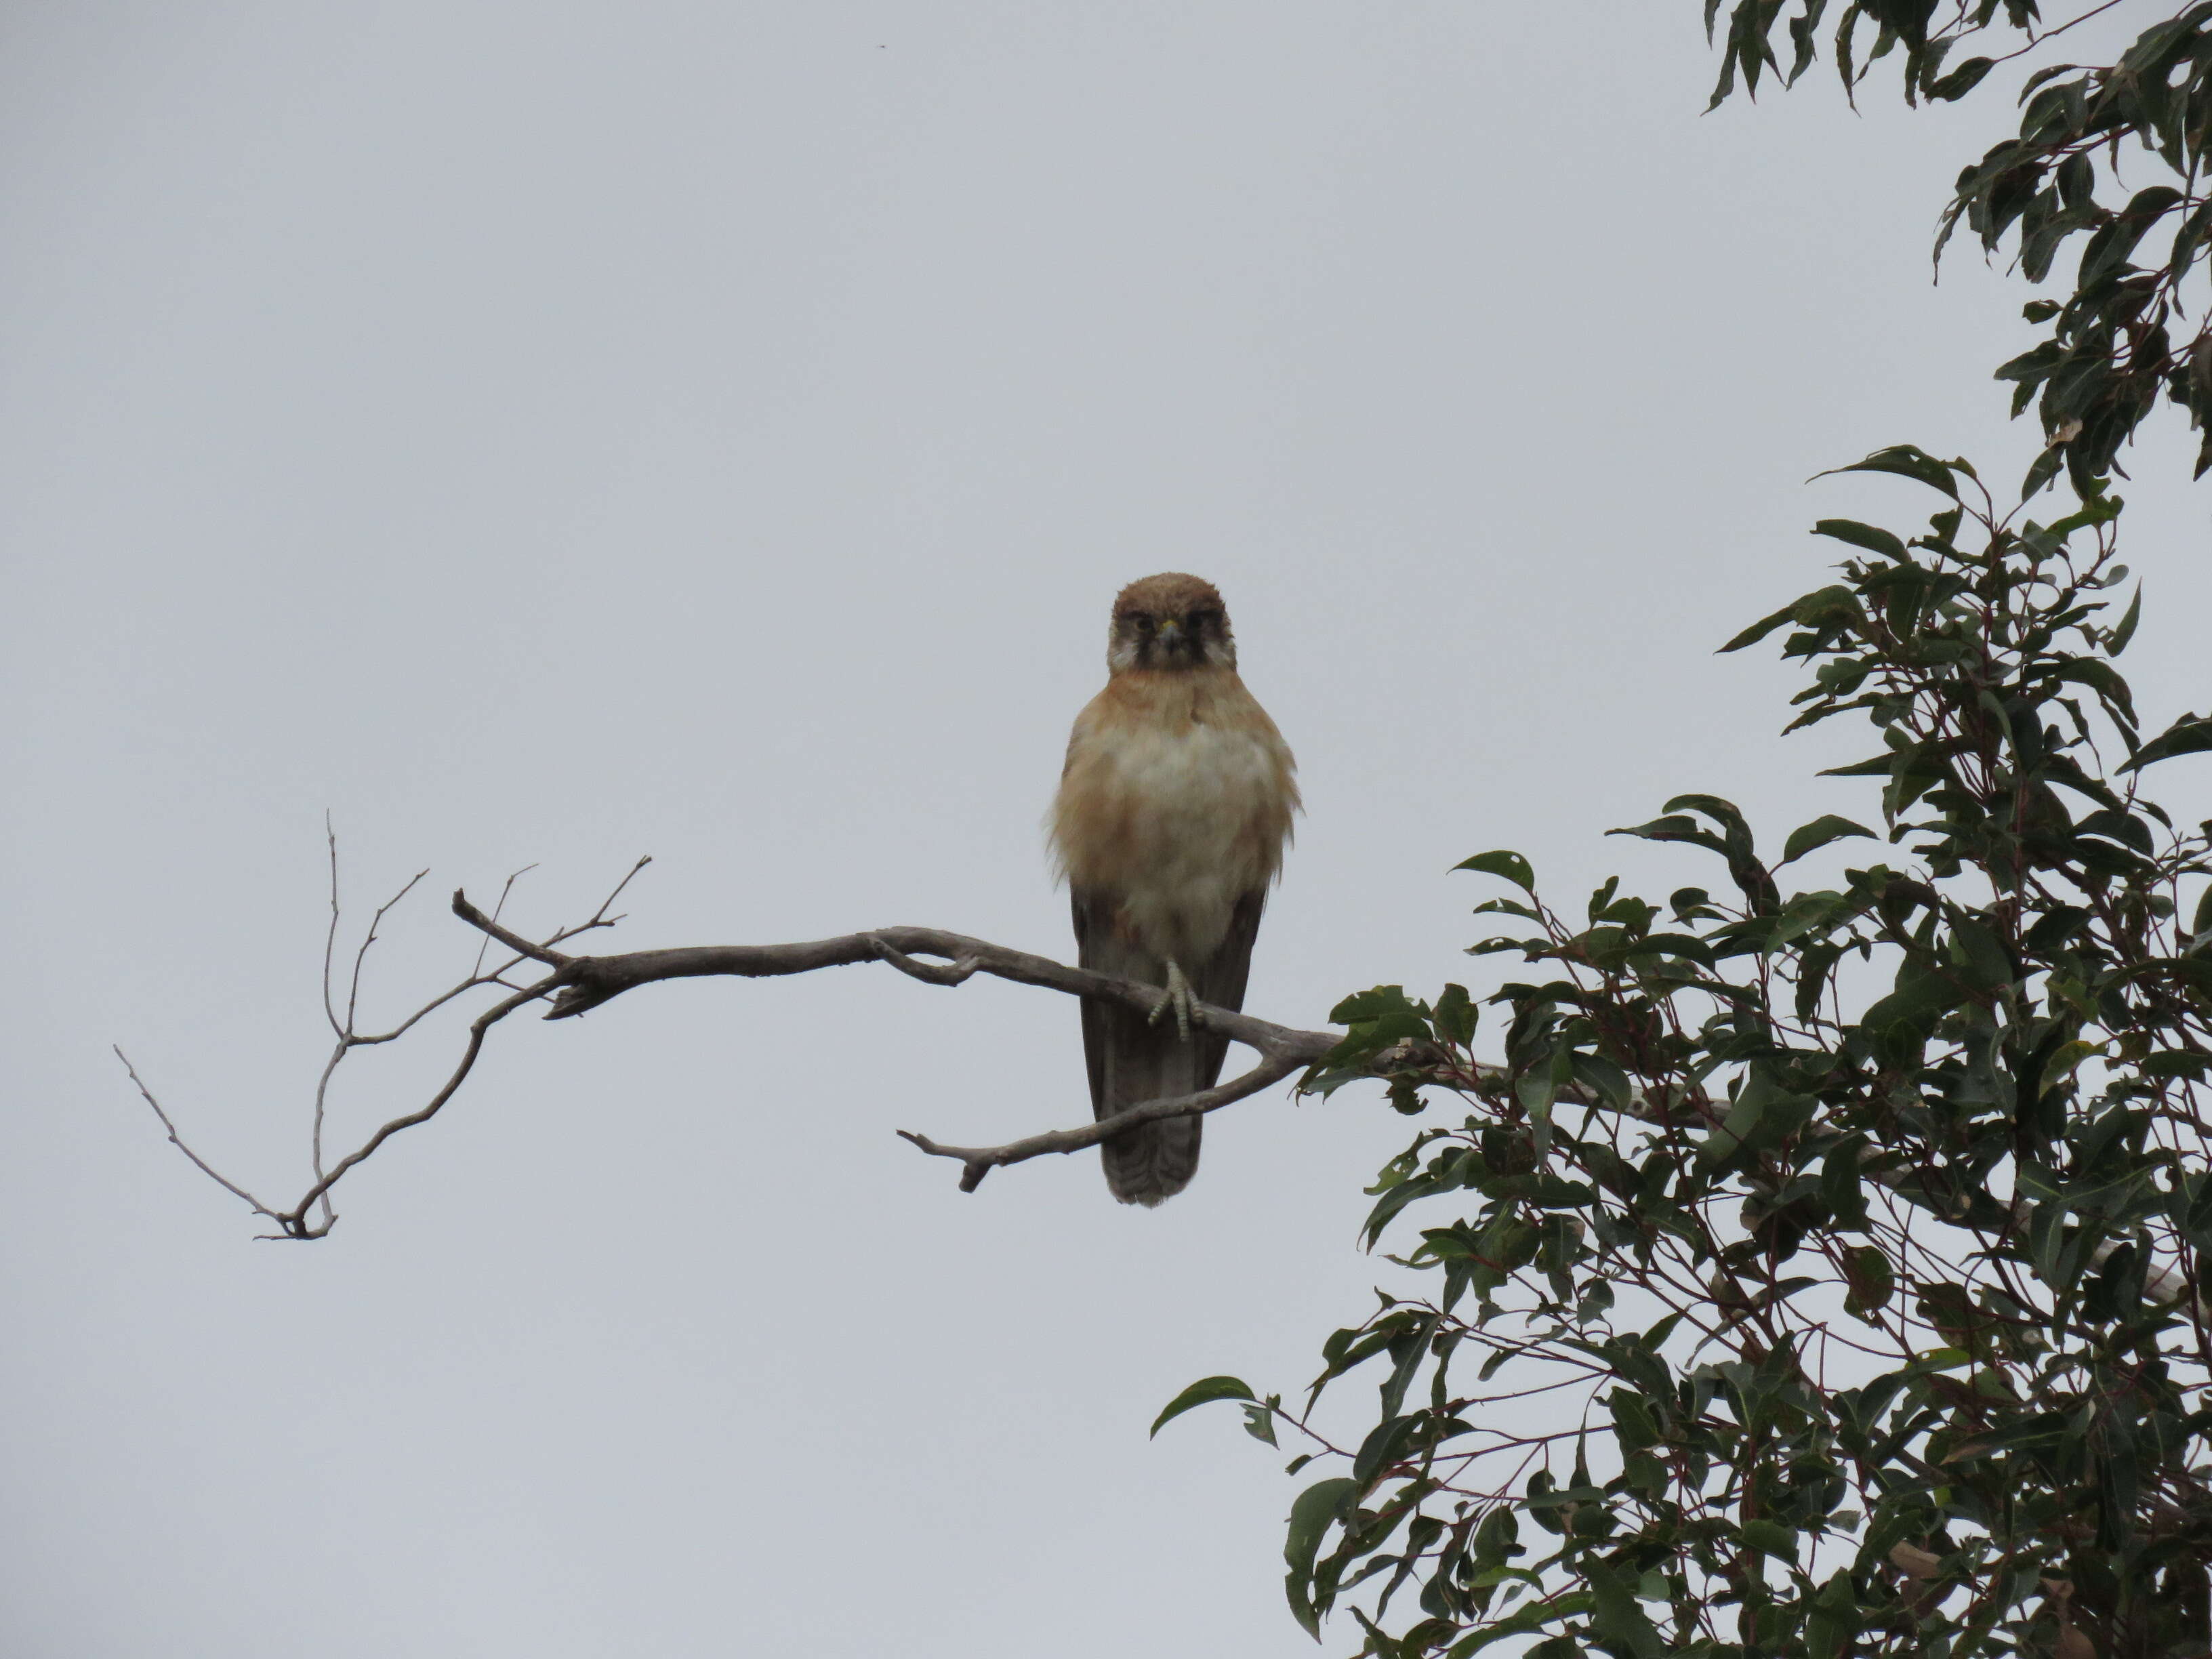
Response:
1130,613,1155,632
1187,608,1220,632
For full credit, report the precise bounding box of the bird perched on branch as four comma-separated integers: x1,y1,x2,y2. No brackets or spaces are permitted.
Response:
1050,573,1299,1205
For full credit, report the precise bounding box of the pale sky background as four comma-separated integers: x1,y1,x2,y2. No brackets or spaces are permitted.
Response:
5,3,2211,1656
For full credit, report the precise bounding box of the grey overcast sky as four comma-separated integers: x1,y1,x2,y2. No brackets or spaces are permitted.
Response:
5,3,2211,1655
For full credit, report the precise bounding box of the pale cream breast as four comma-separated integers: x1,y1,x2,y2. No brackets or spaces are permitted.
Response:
1050,668,1298,965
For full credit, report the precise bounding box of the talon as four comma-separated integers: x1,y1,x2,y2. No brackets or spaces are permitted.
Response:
1145,960,1197,1042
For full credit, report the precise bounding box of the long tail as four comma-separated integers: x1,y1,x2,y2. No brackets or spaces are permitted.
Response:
1072,890,1252,1207
1088,999,1206,1206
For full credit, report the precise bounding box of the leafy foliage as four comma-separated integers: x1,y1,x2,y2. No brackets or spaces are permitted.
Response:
1704,2,2212,489
1166,449,2212,1657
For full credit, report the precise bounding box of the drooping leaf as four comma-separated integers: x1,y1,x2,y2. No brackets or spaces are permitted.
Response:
1817,444,1964,498
1282,1475,1359,1637
2121,714,2212,773
1780,814,1877,865
1453,851,1536,893
1151,1375,1256,1438
1813,517,1908,558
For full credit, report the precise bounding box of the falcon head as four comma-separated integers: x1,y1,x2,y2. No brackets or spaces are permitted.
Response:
1107,573,1236,674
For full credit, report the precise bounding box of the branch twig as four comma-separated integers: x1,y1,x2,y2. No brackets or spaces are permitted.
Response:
898,1052,1305,1191
115,846,1342,1237
114,1046,282,1222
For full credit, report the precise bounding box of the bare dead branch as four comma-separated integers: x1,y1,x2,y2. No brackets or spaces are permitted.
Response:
897,1050,1305,1191
276,973,562,1235
516,918,1336,1069
573,855,651,931
321,816,344,1038
344,867,428,1031
450,890,570,967
119,840,1343,1239
114,1046,282,1222
308,1043,343,1234
348,971,519,1047
470,863,539,978
868,933,983,987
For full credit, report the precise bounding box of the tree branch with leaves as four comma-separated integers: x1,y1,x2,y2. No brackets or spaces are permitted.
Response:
1708,0,2212,489
1151,449,2212,1659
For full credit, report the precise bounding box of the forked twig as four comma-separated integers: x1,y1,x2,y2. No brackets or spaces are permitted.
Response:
116,840,1333,1237
118,836,639,1238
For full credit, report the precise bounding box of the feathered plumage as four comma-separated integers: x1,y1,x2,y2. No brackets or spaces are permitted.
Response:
1050,574,1298,1205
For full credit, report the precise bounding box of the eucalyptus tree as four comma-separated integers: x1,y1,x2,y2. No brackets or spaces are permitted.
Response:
1139,7,2212,1654
1708,1,2212,493
1157,448,2212,1659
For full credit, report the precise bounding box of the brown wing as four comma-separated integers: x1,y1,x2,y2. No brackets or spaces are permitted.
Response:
1189,887,1265,1092
1072,886,1266,1206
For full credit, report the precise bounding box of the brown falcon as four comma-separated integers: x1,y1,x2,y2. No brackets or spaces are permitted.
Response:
1049,573,1299,1205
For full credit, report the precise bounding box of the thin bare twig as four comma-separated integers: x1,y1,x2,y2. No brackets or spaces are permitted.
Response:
277,974,563,1235
308,1044,343,1233
114,1046,281,1221
307,844,432,1233
321,815,344,1039
576,855,651,929
897,1051,1305,1191
471,863,539,977
344,869,428,1032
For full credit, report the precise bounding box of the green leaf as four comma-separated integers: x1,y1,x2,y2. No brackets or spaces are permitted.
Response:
2108,582,2144,655
1702,1068,1814,1165
1843,1244,1896,1322
2121,714,2212,773
1860,962,1969,1036
1740,1517,1799,1559
2039,1038,2103,1097
1818,754,1896,779
1720,599,1802,654
1283,1475,1358,1637
1608,1388,1662,1452
1780,814,1877,865
1942,1411,2072,1462
1433,981,1477,1046
1444,1595,1590,1659
1454,850,1536,892
1820,1136,1871,1233
1926,54,1994,100
1150,1375,1255,1438
1813,518,1908,558
1806,1569,1862,1659
1609,813,1721,853
1586,1556,1664,1659
1614,931,1717,966
1283,1476,1355,1570
1330,986,1424,1023
1352,1412,1428,1484
1471,895,1543,921
1817,444,1963,499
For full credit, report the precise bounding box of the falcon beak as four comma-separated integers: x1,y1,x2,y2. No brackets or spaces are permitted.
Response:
1155,618,1185,648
